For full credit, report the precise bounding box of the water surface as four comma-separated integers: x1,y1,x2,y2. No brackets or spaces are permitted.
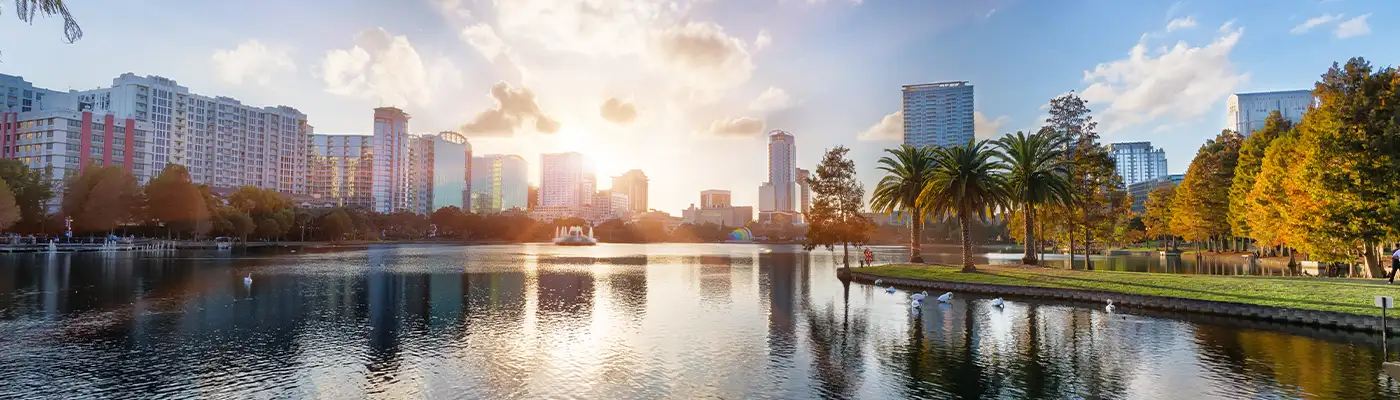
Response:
1,244,1396,399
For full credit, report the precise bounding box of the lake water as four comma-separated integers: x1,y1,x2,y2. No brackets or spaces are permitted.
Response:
1,244,1397,399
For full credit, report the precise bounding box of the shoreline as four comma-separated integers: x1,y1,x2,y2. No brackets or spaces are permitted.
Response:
842,264,1400,333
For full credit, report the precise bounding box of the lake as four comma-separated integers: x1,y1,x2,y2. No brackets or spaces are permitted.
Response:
1,244,1396,399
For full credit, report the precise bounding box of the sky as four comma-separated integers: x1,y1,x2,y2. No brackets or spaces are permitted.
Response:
2,0,1396,215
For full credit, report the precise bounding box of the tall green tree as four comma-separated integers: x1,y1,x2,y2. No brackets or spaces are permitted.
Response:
870,144,935,263
1045,92,1117,268
61,166,139,234
1293,57,1400,275
1229,111,1292,243
920,140,1010,272
804,146,874,267
144,164,207,238
1245,130,1304,253
1142,183,1177,249
0,179,19,231
994,129,1071,265
0,159,54,232
1171,130,1244,251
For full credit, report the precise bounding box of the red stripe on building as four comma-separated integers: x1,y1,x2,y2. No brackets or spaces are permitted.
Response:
79,111,93,171
123,119,135,172
102,114,115,167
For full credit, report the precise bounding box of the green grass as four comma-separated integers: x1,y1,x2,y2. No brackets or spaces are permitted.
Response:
861,265,1399,317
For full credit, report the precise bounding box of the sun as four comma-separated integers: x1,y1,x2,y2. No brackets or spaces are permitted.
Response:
556,127,621,180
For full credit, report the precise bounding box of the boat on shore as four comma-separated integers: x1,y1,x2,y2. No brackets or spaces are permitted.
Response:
553,226,598,246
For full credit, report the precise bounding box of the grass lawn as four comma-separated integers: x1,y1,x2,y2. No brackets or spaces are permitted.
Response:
860,264,1399,317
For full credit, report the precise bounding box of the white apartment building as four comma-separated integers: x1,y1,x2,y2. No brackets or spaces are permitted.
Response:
903,81,974,148
2,73,313,191
309,134,375,209
540,152,594,211
1,108,156,212
1226,90,1312,136
1108,142,1168,187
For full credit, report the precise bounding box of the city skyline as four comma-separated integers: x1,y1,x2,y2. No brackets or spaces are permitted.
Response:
2,1,1396,214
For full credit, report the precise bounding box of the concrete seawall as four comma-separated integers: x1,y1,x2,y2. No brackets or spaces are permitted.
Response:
839,269,1397,334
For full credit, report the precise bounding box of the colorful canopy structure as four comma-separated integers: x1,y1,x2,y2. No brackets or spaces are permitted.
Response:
728,227,753,242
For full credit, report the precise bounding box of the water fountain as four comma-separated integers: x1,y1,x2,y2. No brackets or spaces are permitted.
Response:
553,225,598,246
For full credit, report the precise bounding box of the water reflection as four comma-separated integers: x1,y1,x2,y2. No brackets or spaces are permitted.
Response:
1,244,1397,398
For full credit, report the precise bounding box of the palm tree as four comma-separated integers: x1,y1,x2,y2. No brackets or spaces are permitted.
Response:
8,1,82,43
920,140,1010,272
994,129,1071,266
871,145,935,263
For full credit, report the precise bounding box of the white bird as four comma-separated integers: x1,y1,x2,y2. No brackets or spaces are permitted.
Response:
243,273,253,285
290,250,296,253
874,279,884,286
1105,299,1116,313
937,292,952,303
991,298,1005,307
911,299,923,308
885,287,896,294
911,291,927,301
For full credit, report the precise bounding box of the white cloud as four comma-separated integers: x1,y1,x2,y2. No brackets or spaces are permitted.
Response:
1079,26,1248,134
754,29,772,51
706,116,766,137
649,21,755,103
320,28,463,107
856,110,902,141
1291,14,1343,34
495,0,677,57
460,82,560,136
461,23,509,62
748,86,792,113
974,111,1009,139
600,97,638,125
1335,14,1371,38
1166,16,1196,32
211,40,297,86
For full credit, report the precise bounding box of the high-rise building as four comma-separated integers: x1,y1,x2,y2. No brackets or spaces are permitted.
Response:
1128,174,1184,213
701,189,731,209
310,135,374,209
408,135,434,215
2,73,313,191
470,154,528,214
795,168,810,216
421,131,471,213
371,107,412,213
759,130,796,212
540,152,593,211
610,169,649,214
1108,142,1168,187
758,182,775,212
902,81,974,148
1226,90,1312,136
310,108,418,213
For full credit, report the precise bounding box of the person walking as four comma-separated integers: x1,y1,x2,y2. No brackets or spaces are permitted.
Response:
1389,246,1400,284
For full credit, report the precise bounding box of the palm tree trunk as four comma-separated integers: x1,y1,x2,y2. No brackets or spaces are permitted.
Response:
960,207,975,272
1022,205,1037,266
910,209,924,263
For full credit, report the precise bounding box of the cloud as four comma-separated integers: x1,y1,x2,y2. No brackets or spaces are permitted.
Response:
754,29,772,51
320,28,462,107
460,23,509,62
211,40,297,86
1335,14,1370,38
650,21,755,102
1078,25,1248,133
748,86,793,113
974,111,1009,139
856,110,902,141
600,98,638,125
1166,16,1196,32
460,82,560,136
494,0,676,56
1291,14,1343,34
705,116,765,137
